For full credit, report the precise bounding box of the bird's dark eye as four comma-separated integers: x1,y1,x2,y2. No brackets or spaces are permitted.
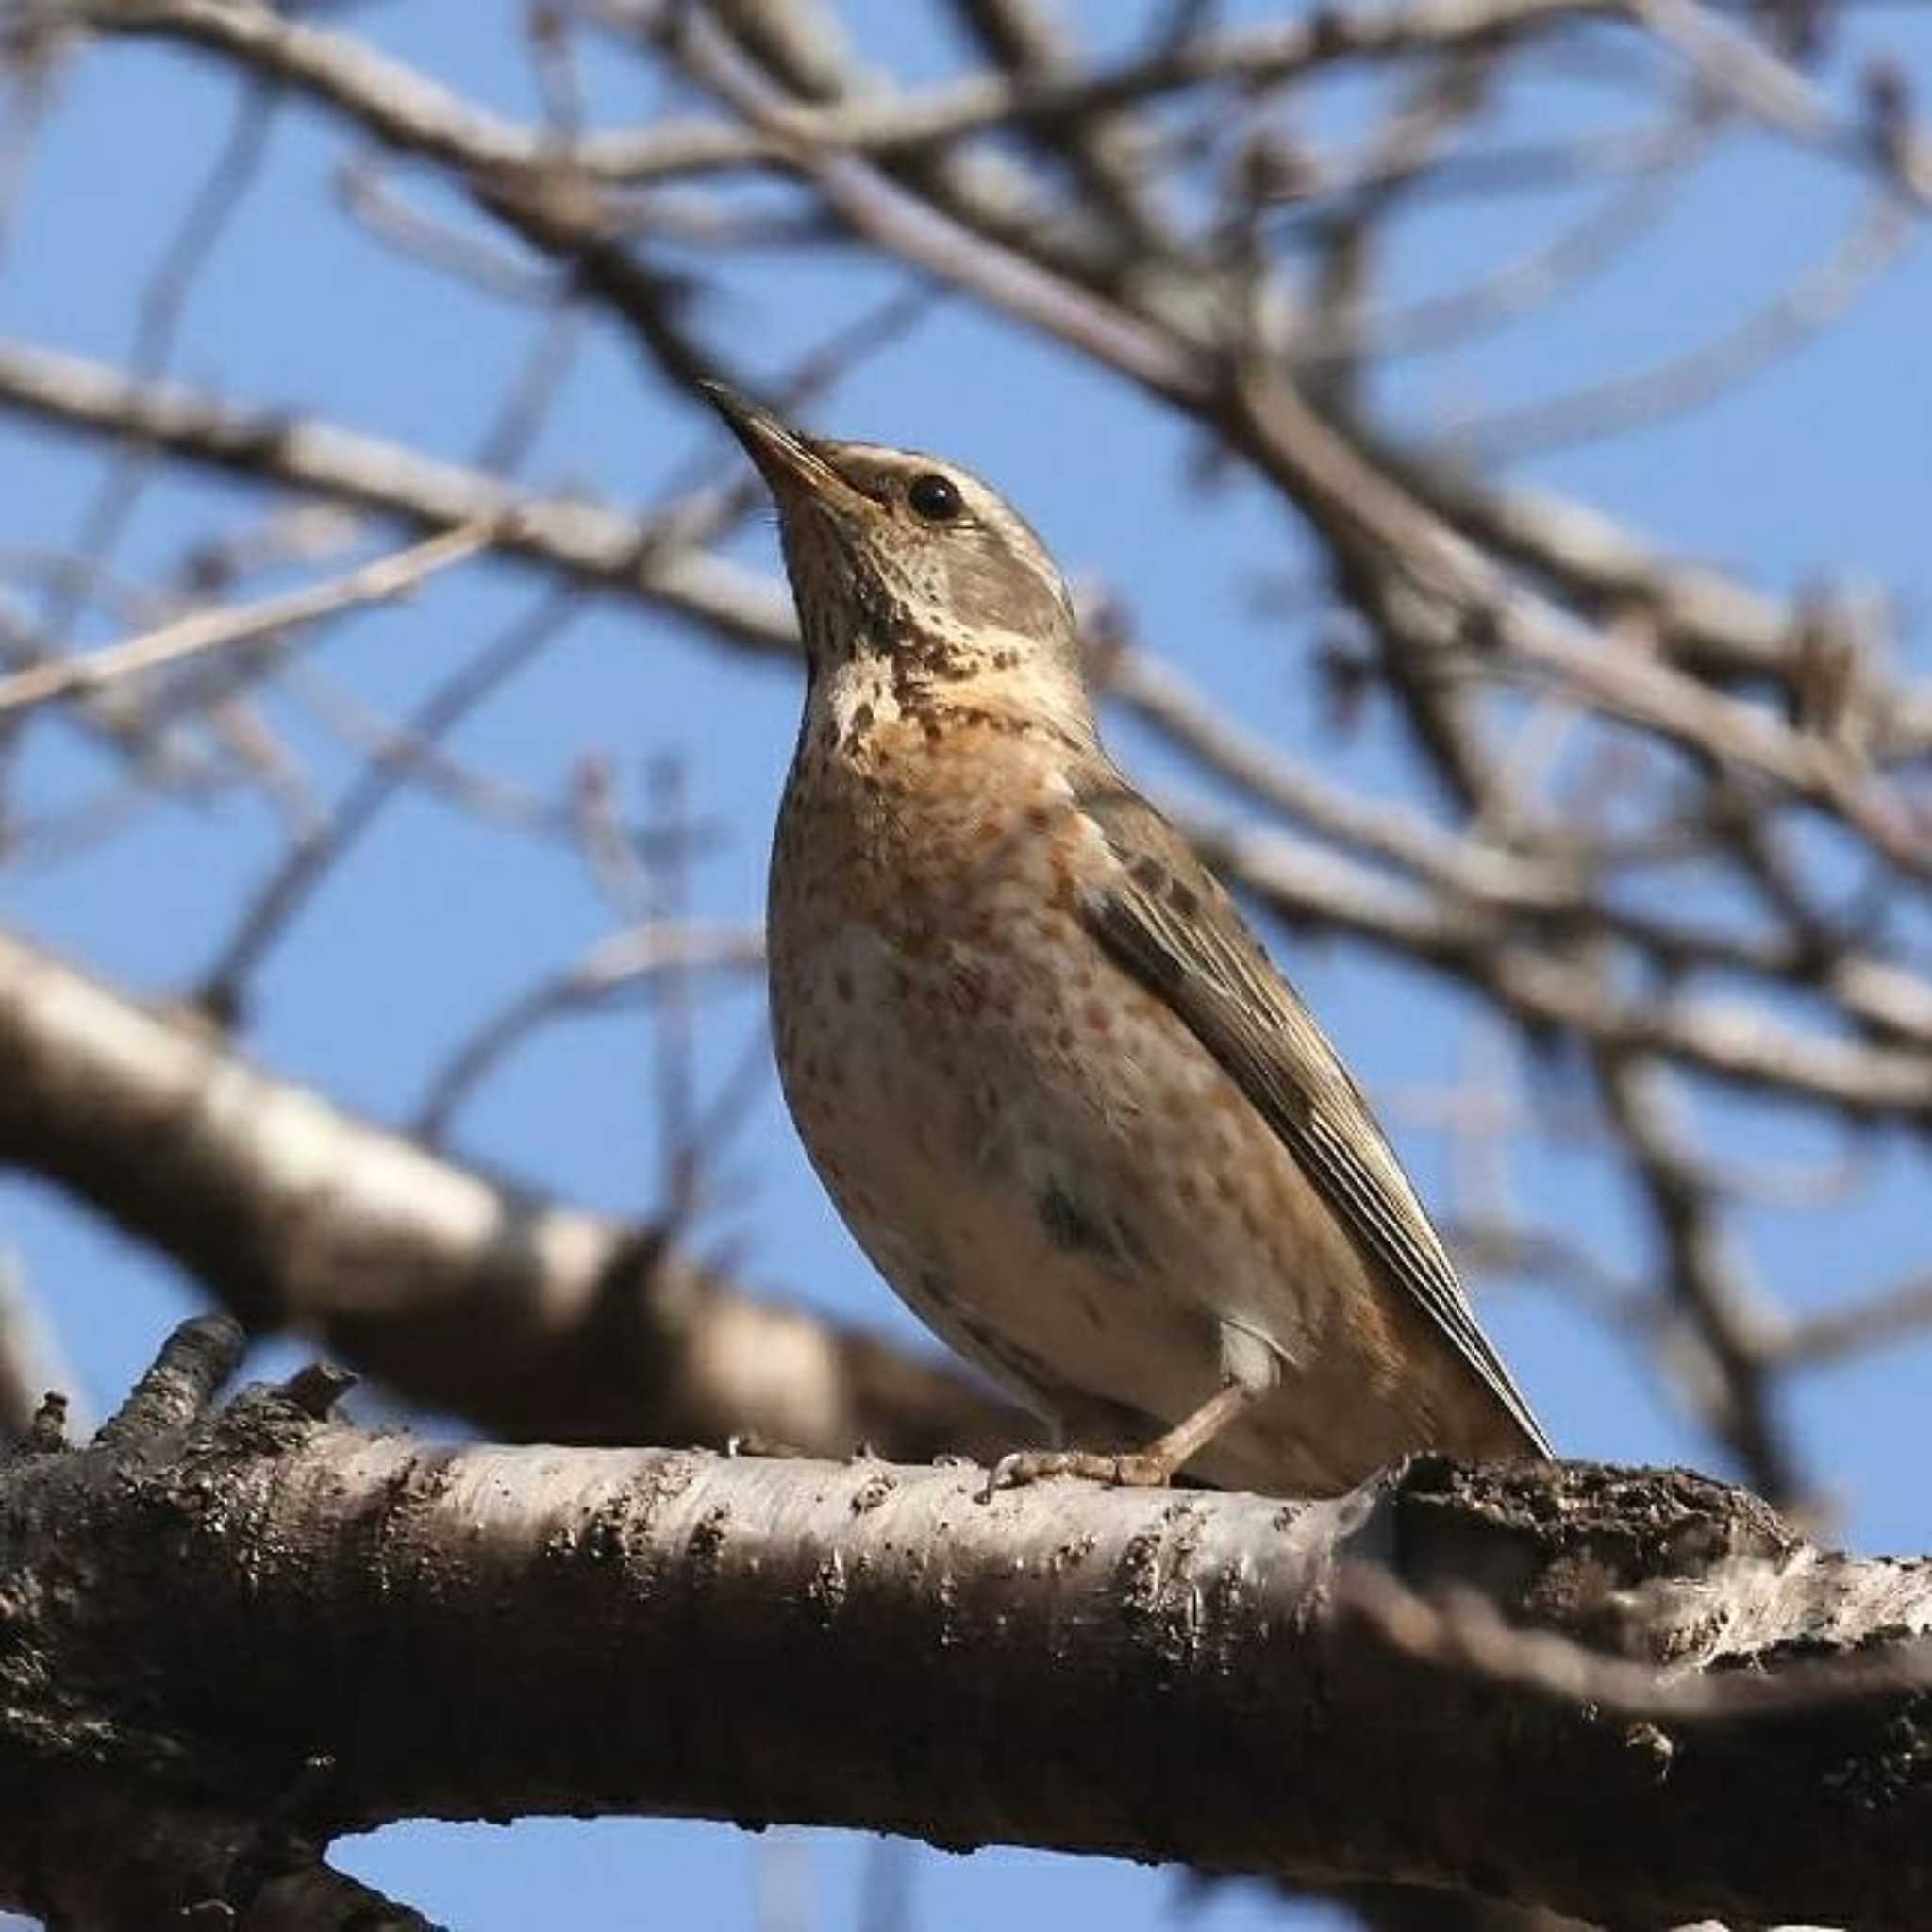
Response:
907,472,963,523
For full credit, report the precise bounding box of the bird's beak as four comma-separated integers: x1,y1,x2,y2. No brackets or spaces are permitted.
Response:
700,381,861,513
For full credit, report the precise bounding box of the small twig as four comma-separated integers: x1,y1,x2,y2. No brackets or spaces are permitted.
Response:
574,756,657,926
1631,0,1932,204
644,756,703,1224
0,1249,86,1441
1439,192,1909,461
0,521,498,722
1774,1270,1932,1368
91,1313,244,1449
284,660,701,857
198,582,575,1016
1593,1049,1802,1504
414,919,765,1143
473,298,586,477
34,80,279,648
0,337,801,655
1322,108,1711,364
669,9,1207,405
337,156,562,304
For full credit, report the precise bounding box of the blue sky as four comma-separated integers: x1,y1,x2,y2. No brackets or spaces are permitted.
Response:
2,3,1929,1925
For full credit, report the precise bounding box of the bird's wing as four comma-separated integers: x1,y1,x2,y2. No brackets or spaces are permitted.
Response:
1074,777,1553,1457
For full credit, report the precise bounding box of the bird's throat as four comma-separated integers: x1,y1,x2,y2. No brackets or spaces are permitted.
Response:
800,649,1098,784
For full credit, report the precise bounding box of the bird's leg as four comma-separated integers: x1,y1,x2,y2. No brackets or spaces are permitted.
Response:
982,1379,1264,1498
1120,1379,1261,1478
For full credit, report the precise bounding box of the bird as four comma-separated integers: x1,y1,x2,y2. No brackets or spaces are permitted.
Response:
705,381,1552,1497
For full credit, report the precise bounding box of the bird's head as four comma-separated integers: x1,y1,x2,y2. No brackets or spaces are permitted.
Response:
705,383,1093,739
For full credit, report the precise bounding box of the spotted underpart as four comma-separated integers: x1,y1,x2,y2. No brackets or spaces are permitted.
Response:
721,393,1553,1496
1037,1183,1145,1270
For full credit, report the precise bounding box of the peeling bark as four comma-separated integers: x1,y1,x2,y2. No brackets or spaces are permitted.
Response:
3,1321,1929,1928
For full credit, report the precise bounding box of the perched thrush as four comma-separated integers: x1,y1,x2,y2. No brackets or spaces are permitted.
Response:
708,384,1551,1495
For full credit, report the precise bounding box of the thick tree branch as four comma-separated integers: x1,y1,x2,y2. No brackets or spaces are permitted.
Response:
0,924,1029,1461
5,1317,1931,1928
15,1775,440,1931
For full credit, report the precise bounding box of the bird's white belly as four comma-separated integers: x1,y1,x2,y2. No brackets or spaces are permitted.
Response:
773,917,1301,1446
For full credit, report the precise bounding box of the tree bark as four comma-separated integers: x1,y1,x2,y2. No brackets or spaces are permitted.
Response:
4,1319,1928,1928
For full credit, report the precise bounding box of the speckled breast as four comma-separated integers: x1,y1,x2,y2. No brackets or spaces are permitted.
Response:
764,706,1491,1494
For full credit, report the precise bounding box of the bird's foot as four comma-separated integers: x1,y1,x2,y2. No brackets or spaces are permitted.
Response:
979,1447,1173,1502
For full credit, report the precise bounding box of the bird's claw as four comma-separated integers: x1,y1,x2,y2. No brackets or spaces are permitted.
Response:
977,1447,1173,1502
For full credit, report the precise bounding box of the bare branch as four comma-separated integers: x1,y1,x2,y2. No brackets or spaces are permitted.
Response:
1440,191,1910,460
4,1347,1931,1929
1633,0,1932,202
1174,799,1932,1118
0,335,798,650
1774,1268,1932,1367
0,520,496,722
0,1247,82,1440
414,916,766,1143
8,337,1931,1130
31,75,276,649
199,587,583,1018
82,0,1626,187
